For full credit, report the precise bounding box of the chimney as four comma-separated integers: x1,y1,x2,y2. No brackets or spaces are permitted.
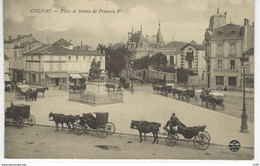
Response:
81,41,83,46
9,36,12,40
244,19,248,26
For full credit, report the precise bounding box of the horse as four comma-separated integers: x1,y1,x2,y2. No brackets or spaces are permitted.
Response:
172,88,182,99
49,112,71,132
130,120,161,144
35,87,48,97
28,91,38,101
106,83,115,92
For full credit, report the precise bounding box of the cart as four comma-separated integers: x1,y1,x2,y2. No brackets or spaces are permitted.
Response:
164,123,210,150
207,92,225,110
180,89,198,102
74,112,116,138
5,104,36,128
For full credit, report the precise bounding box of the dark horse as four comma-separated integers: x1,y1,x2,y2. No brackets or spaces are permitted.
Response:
130,120,161,144
49,112,75,132
36,87,49,97
172,88,182,99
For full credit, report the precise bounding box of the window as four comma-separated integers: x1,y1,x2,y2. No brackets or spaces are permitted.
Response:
217,44,223,55
14,51,17,57
68,56,71,60
100,56,102,61
228,77,236,86
230,44,236,55
217,60,222,69
31,56,33,60
38,55,40,60
170,56,174,66
230,60,235,70
216,76,224,85
76,56,78,60
29,46,31,51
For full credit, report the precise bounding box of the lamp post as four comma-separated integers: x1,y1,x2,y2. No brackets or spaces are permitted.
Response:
130,61,134,94
240,54,249,133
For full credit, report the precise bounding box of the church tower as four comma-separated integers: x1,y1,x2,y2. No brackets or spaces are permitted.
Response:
156,21,164,46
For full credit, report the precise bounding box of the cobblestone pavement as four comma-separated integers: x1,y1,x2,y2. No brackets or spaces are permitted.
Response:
4,85,254,147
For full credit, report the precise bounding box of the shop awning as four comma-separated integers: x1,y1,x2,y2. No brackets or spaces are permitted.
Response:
5,74,11,82
79,73,89,78
46,72,69,78
68,73,83,79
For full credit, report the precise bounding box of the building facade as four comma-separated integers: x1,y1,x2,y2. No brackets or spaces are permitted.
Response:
4,34,44,82
23,39,105,86
204,10,254,90
126,22,164,59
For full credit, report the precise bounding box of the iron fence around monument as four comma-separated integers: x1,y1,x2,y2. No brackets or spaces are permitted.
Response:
69,91,123,105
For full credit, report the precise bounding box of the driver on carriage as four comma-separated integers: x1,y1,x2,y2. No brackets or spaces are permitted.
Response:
163,113,180,134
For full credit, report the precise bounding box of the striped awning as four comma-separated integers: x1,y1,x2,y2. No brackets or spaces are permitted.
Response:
4,74,11,82
68,73,83,79
46,72,69,78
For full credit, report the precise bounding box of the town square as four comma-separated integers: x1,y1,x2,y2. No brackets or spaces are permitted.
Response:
1,0,256,162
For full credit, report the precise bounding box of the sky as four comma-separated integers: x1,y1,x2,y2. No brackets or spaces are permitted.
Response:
3,0,255,48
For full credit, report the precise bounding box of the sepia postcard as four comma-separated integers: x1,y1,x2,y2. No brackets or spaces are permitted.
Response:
1,0,259,165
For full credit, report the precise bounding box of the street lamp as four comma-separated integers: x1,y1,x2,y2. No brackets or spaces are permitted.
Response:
240,53,249,133
130,61,134,94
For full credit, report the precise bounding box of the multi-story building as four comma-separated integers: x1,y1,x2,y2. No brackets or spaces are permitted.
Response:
126,22,164,59
204,10,254,90
23,38,105,86
155,41,206,86
4,34,44,82
4,54,11,82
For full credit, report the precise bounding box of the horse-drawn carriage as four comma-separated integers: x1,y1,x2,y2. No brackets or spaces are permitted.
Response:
164,122,210,150
74,112,116,138
5,104,36,128
207,92,225,110
152,84,172,97
172,87,197,102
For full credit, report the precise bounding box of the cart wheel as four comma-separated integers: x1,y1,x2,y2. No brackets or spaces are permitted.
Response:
221,104,225,110
16,117,24,129
105,122,116,135
83,124,90,134
96,125,108,138
27,115,36,126
193,133,210,150
199,131,211,141
195,95,198,102
212,103,216,110
165,134,178,146
74,124,83,135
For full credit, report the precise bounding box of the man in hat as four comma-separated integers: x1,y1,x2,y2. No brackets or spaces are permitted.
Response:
163,113,180,134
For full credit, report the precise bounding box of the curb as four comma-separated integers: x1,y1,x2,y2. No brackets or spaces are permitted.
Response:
28,124,254,149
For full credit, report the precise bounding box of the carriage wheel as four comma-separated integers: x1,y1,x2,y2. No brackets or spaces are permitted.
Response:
195,95,198,102
83,124,90,134
199,131,211,141
165,134,178,146
27,115,36,126
193,133,210,150
96,125,108,138
105,122,116,135
74,124,83,135
16,117,24,129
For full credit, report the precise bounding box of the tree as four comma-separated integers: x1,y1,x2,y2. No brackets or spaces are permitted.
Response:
133,56,150,70
150,52,168,70
105,45,130,78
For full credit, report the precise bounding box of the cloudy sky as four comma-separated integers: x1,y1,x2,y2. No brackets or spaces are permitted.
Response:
3,0,254,47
